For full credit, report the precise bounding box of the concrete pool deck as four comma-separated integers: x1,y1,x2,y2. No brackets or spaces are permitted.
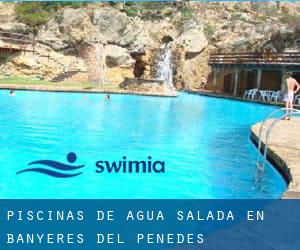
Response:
251,118,300,199
0,84,178,97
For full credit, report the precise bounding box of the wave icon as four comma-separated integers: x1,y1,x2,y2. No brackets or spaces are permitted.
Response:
16,152,85,178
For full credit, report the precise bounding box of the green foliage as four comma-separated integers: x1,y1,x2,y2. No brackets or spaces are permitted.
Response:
257,15,268,22
124,8,140,18
180,7,193,20
204,23,215,41
221,24,229,30
0,76,53,85
233,3,249,13
123,2,176,20
279,14,300,26
15,2,88,27
281,6,289,14
0,76,95,88
43,2,87,11
173,7,194,28
15,3,50,27
233,3,243,12
239,16,257,25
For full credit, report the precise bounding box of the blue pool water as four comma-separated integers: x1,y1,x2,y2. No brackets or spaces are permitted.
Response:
0,90,286,198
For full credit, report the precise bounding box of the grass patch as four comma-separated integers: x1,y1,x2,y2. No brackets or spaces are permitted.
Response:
0,76,121,90
0,76,54,85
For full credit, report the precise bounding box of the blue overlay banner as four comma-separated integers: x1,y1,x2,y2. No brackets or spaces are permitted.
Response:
0,199,299,249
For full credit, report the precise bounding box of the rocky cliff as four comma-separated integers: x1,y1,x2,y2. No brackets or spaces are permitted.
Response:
0,2,299,89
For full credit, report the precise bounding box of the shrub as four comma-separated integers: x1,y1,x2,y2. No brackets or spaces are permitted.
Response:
124,8,140,18
204,23,215,40
279,14,300,26
180,8,193,19
281,6,289,14
15,3,50,27
15,2,88,27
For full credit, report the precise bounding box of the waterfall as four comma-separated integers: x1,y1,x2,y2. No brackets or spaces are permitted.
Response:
157,46,175,91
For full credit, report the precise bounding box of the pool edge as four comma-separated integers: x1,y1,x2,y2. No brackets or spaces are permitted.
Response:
250,122,300,199
0,84,178,98
184,90,285,107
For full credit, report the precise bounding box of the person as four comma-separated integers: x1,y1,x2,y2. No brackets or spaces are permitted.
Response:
105,94,110,101
9,90,15,96
284,72,300,120
200,76,207,90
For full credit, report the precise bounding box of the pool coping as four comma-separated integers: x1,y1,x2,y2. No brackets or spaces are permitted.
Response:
0,84,178,98
185,90,286,107
250,121,300,199
0,85,288,103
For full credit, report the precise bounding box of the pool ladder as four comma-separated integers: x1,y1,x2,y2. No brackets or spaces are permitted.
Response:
255,108,300,184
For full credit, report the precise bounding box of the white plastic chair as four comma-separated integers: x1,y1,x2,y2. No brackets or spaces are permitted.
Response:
243,90,251,99
243,88,258,99
270,91,281,103
249,88,258,99
259,90,269,101
295,95,300,105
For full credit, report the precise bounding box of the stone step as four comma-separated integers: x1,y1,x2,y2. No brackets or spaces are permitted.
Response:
51,70,82,83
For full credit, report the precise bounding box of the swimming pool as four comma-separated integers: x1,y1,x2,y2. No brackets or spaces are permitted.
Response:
0,90,286,198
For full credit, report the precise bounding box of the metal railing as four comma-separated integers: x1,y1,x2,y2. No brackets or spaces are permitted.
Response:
255,108,300,185
209,52,300,65
0,30,54,60
0,30,35,52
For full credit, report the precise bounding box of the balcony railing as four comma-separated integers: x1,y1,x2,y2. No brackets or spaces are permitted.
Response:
209,52,300,65
0,30,35,52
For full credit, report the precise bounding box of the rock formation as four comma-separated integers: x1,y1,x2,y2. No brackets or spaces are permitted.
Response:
0,2,299,90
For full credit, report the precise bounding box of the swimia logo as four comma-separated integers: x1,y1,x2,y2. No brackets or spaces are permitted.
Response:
16,153,85,178
16,153,165,178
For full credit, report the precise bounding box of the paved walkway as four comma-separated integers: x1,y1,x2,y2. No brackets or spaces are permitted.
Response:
251,118,300,199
